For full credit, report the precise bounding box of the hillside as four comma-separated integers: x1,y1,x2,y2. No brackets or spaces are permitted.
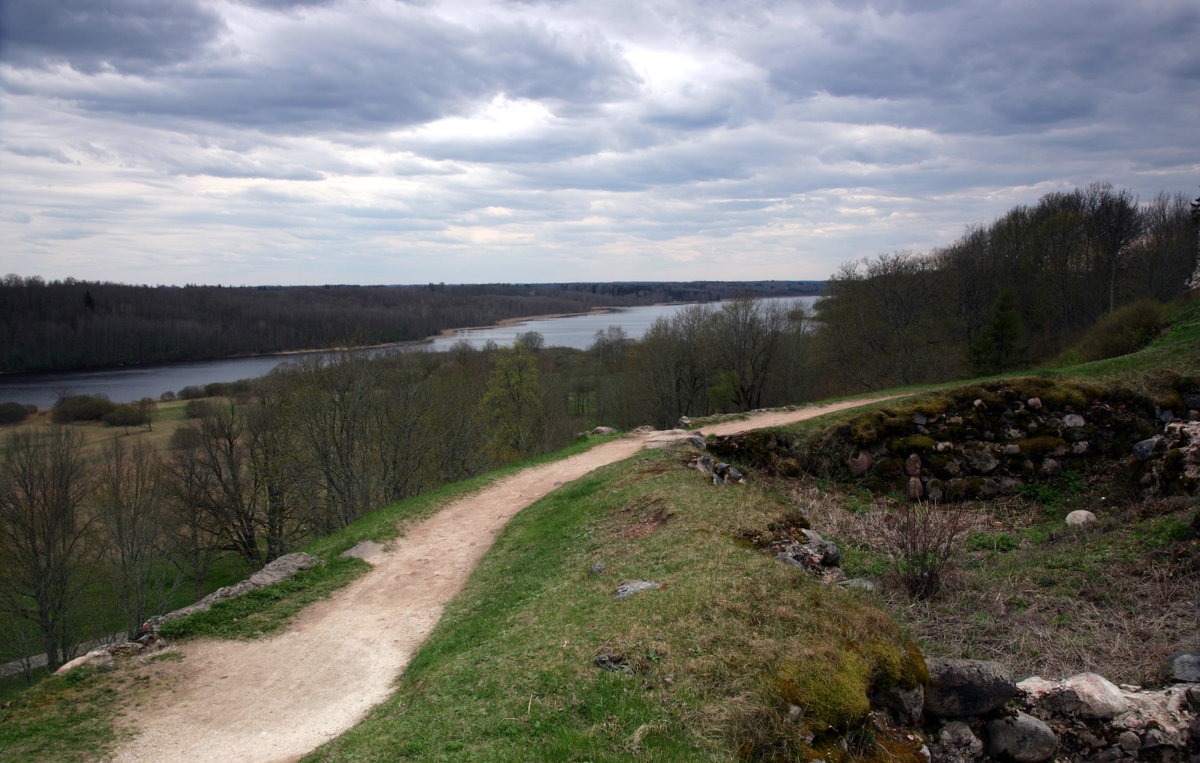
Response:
1,296,1197,761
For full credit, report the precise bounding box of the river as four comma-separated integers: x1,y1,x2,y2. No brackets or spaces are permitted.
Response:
0,297,817,409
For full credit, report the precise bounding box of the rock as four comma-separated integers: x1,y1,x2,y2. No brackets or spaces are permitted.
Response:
339,540,385,561
1065,510,1096,527
685,436,707,450
1117,729,1140,752
589,563,607,575
928,721,984,763
905,453,923,476
54,648,115,675
1070,440,1089,454
872,683,925,725
986,712,1058,762
1040,458,1062,477
143,552,320,635
962,443,999,474
1063,413,1086,428
1027,397,1043,410
1166,652,1200,683
594,653,633,673
913,412,930,426
1132,436,1161,460
1063,673,1130,718
590,426,618,435
849,451,873,475
925,658,1017,717
811,539,841,566
907,476,925,501
693,455,715,475
613,581,662,599
676,416,692,428
247,552,320,587
642,429,693,449
837,578,876,592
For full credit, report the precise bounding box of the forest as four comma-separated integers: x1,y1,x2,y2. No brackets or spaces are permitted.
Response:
0,279,822,373
1,182,1197,677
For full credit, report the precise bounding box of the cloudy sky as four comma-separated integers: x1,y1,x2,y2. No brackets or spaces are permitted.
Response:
1,0,1196,286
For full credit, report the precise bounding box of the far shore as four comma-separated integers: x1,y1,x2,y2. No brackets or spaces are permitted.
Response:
1,293,813,378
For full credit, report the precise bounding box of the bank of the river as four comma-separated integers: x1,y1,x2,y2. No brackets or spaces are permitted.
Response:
0,297,816,409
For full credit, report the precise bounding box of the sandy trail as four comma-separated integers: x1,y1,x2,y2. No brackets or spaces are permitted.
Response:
110,396,891,763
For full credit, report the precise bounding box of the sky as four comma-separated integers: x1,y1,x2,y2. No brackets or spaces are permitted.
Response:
1,0,1197,287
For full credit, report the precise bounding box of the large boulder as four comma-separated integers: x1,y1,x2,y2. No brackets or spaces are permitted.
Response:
925,658,1017,717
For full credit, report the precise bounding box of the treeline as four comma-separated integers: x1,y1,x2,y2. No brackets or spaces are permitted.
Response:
0,279,822,373
813,183,1198,392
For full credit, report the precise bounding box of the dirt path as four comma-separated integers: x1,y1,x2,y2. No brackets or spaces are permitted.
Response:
110,396,891,763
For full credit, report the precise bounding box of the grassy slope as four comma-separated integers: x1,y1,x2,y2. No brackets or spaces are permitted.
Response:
308,454,924,762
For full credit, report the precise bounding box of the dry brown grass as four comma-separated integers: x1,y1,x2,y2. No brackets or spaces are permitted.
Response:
791,477,1200,685
3,399,197,456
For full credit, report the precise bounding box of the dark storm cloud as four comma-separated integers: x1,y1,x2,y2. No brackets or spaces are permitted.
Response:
3,3,638,135
0,0,223,73
2,0,1196,286
756,0,1200,133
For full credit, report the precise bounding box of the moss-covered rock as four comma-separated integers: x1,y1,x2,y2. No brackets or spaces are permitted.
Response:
1016,436,1068,459
887,435,938,455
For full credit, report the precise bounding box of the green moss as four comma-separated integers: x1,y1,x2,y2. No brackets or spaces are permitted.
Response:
773,652,871,732
887,435,938,455
873,457,903,477
1017,436,1068,459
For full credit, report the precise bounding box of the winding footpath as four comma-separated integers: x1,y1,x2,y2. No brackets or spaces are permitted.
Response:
111,397,890,763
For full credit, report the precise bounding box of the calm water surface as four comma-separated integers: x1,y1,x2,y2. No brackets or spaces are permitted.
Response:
0,297,816,408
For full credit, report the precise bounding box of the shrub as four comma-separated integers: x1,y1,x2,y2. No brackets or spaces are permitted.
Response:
1065,299,1165,363
877,504,969,599
184,399,213,419
51,394,116,423
102,404,150,429
0,401,30,425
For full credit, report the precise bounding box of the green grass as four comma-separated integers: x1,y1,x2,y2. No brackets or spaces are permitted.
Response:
0,666,130,761
307,451,926,762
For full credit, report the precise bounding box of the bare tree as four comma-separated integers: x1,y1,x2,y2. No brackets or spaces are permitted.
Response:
0,428,93,670
94,437,180,636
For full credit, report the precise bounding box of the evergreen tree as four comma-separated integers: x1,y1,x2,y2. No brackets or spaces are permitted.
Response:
968,290,1024,375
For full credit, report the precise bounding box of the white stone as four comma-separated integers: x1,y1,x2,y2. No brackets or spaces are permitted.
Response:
1064,673,1130,719
1065,510,1096,527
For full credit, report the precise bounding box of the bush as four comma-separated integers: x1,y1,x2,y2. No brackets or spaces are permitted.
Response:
0,401,30,425
102,404,150,428
160,390,177,402
51,394,116,423
1065,300,1165,363
184,399,213,419
878,504,969,599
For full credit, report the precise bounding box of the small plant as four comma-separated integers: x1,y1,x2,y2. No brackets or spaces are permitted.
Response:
877,503,969,599
966,531,1019,553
